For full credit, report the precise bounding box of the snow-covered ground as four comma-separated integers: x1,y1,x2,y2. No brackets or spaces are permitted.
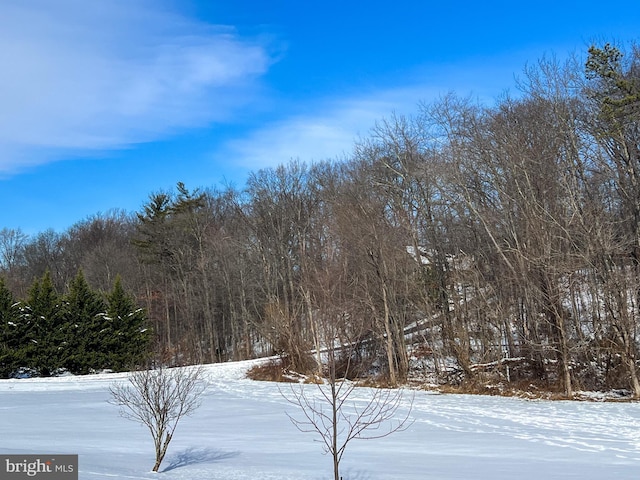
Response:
1,359,640,479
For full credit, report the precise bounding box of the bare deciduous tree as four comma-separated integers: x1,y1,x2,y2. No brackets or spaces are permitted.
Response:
283,320,413,480
0,227,27,273
109,366,207,472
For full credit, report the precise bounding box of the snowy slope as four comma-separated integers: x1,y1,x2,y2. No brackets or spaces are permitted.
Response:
1,359,640,479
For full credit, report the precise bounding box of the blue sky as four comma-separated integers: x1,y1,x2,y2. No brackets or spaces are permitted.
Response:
2,0,639,235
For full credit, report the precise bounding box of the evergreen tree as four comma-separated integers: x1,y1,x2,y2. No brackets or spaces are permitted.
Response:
24,270,63,375
0,277,17,323
104,275,151,371
0,274,59,377
0,277,23,377
61,269,107,374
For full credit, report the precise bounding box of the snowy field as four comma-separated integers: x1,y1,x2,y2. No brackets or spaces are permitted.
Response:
1,359,640,479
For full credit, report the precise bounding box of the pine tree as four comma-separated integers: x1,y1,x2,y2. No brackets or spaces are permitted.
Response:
24,270,63,375
0,275,58,377
61,269,107,374
0,277,22,377
105,275,151,371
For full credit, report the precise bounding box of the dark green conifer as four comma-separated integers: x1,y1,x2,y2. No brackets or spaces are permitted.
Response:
61,269,107,374
0,277,22,377
105,275,151,371
25,270,63,375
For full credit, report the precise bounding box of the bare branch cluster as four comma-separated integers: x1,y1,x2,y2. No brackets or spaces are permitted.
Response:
286,380,412,480
109,365,207,472
284,332,413,480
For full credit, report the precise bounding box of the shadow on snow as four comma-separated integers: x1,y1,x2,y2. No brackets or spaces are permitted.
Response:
163,447,240,472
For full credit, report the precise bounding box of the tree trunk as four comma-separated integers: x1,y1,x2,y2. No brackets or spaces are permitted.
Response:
618,327,640,398
152,432,172,472
627,356,640,398
331,378,340,480
380,284,397,386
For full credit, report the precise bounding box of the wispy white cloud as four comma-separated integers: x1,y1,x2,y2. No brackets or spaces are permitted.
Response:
219,86,435,170
216,51,531,172
218,78,487,172
0,0,273,174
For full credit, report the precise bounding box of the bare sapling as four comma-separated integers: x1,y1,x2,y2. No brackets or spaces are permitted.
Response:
109,365,207,472
284,337,413,480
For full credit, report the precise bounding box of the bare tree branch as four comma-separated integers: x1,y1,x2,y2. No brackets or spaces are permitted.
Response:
283,331,413,480
109,365,207,472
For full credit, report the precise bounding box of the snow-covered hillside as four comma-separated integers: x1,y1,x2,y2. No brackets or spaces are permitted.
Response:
1,359,639,479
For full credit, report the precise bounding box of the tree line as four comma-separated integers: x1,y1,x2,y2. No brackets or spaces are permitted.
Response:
1,42,639,395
